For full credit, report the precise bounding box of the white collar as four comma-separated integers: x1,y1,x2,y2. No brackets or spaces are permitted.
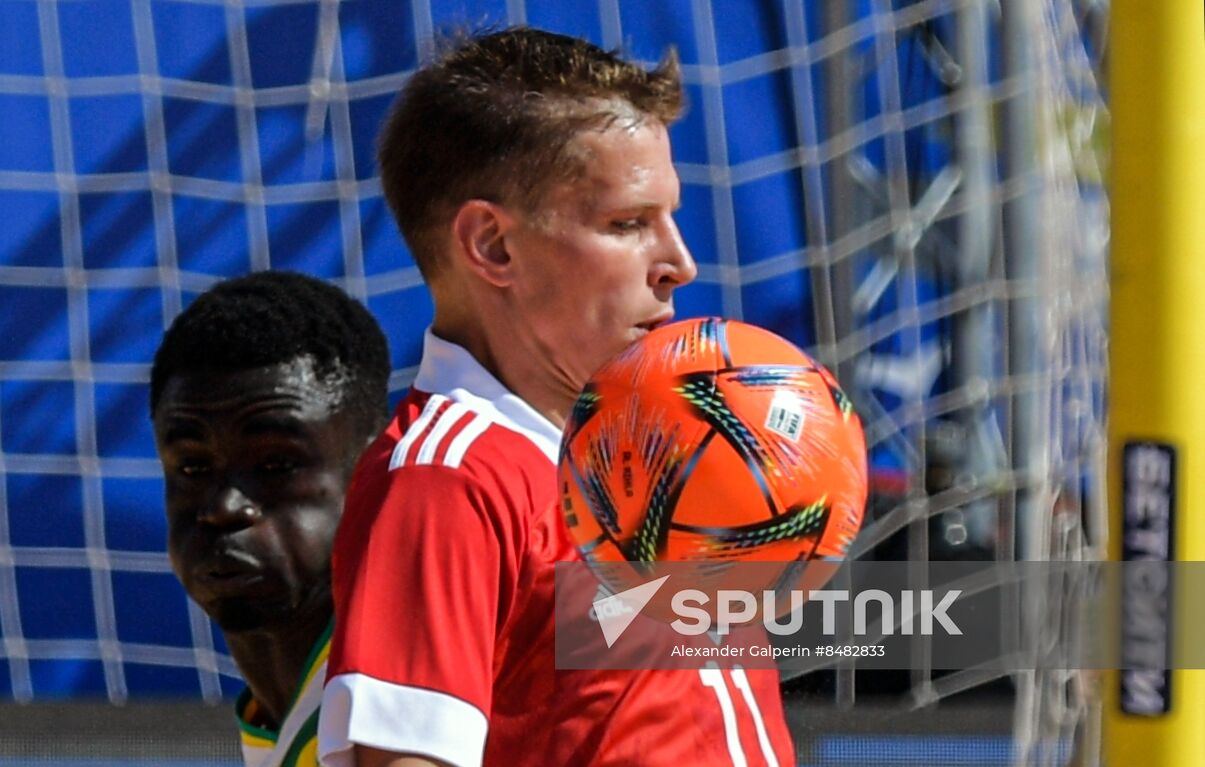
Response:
412,329,562,464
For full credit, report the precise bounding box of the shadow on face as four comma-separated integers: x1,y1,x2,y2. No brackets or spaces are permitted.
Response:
153,357,365,634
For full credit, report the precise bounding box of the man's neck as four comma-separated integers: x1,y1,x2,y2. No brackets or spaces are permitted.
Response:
225,604,331,730
430,312,578,431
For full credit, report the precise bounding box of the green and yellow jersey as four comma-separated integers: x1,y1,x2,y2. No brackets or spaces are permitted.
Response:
235,622,331,767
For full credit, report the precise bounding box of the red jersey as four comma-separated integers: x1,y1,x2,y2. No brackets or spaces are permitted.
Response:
319,332,795,767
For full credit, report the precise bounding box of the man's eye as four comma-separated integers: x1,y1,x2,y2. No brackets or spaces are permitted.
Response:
177,461,211,478
258,458,298,475
611,218,645,232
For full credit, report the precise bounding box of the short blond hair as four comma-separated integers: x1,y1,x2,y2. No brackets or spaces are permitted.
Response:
377,27,683,280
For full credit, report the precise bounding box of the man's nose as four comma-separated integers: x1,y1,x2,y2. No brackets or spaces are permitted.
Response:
199,483,261,530
649,219,698,293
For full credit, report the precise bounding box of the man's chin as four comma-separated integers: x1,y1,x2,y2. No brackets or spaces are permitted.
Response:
208,598,290,634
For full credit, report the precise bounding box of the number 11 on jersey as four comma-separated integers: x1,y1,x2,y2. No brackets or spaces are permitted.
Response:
698,666,781,767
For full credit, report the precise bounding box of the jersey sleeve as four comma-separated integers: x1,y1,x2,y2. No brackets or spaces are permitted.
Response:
318,460,523,767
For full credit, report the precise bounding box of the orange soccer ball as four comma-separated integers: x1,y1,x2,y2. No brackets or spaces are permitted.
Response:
558,317,867,576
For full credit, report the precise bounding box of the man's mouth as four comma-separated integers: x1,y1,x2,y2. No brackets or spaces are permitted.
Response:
636,313,674,333
193,551,265,593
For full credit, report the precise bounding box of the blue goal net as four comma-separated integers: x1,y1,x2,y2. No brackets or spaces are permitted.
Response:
0,7,1107,751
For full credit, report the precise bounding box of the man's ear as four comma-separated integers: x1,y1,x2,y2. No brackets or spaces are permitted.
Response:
451,200,516,288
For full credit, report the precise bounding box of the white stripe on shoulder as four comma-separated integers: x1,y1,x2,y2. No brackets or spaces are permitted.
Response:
442,414,491,469
415,401,470,466
389,394,448,470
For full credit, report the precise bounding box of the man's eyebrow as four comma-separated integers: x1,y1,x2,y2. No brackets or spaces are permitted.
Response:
159,420,206,445
595,200,682,215
240,413,314,439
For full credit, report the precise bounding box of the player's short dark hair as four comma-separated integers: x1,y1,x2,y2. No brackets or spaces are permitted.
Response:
150,271,391,437
377,26,683,280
